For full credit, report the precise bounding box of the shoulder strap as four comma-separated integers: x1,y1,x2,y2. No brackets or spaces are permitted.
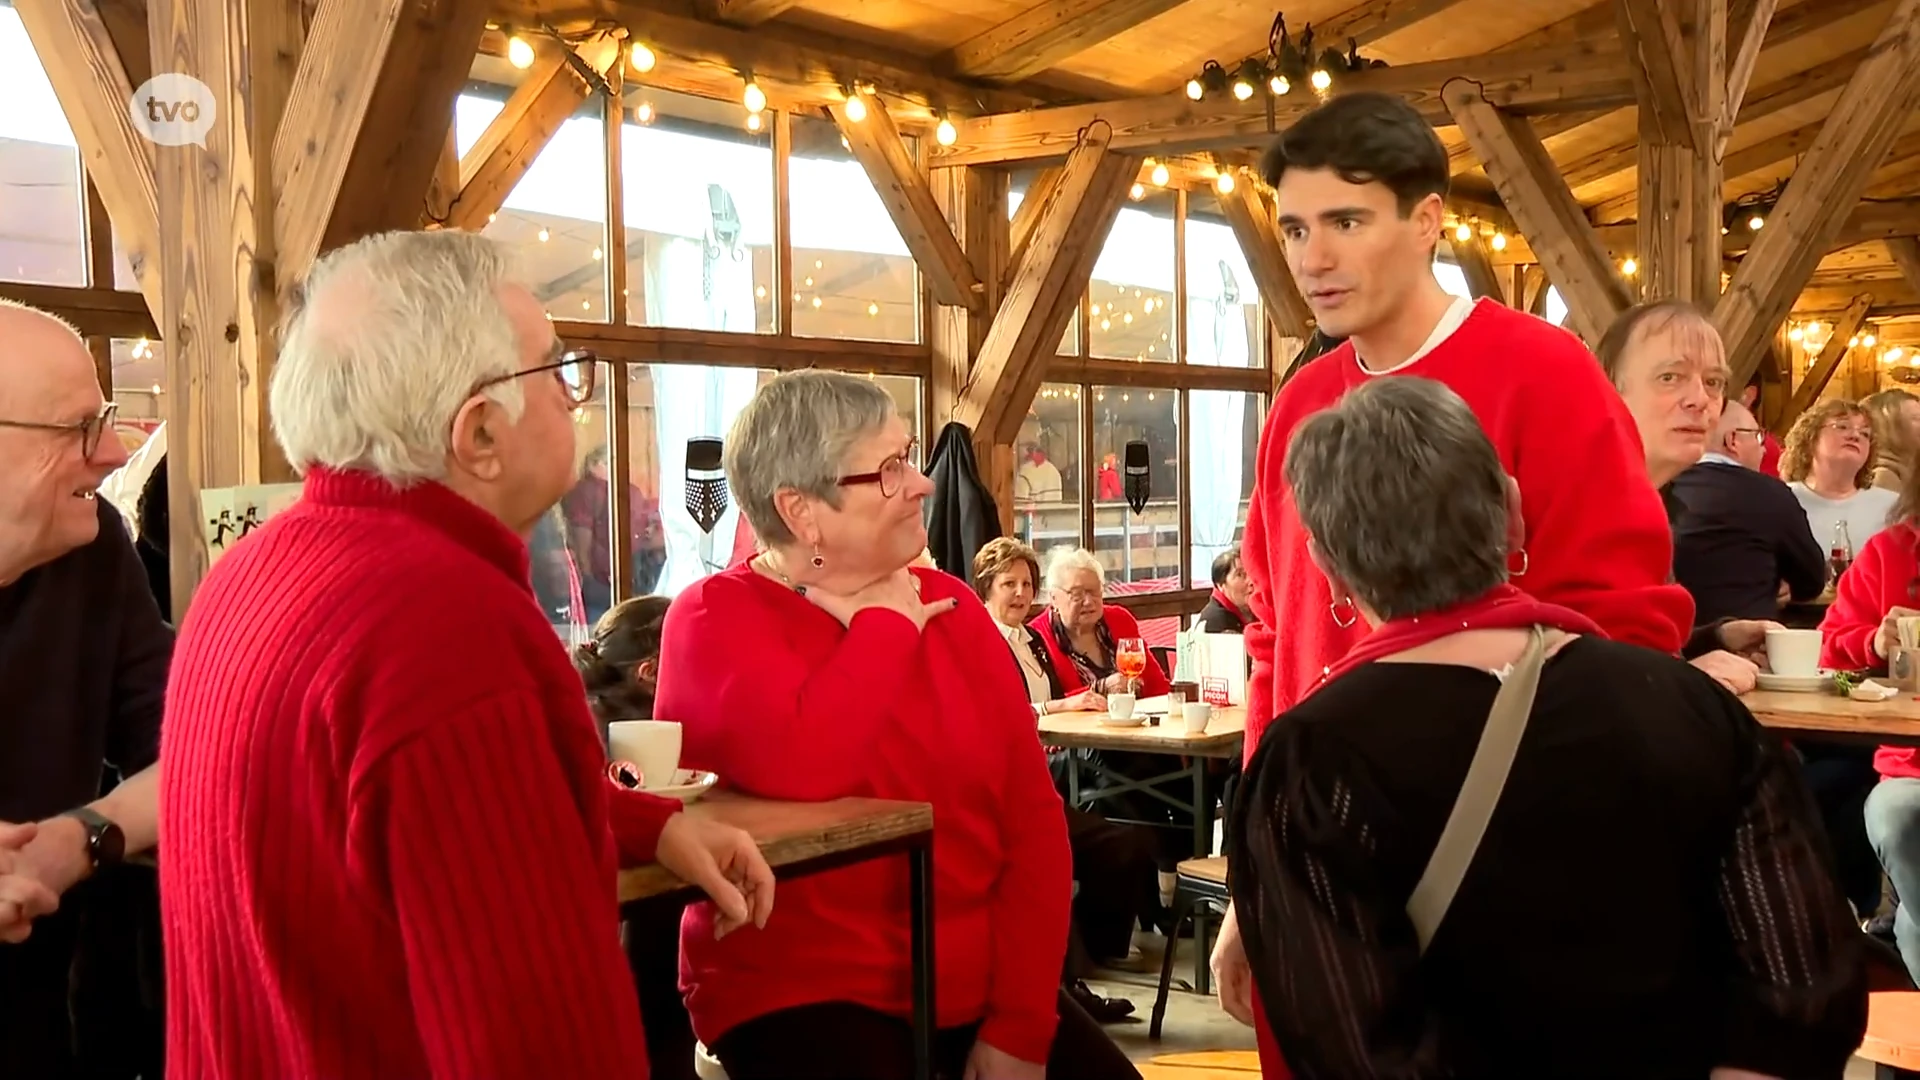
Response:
1405,625,1566,953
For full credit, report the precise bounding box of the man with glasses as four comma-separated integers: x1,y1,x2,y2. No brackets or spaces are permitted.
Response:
0,298,170,1078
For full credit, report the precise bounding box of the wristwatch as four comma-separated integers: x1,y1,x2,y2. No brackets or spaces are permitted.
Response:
62,807,125,872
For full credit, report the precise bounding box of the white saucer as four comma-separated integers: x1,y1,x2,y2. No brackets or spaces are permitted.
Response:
1755,670,1833,693
1098,714,1146,728
646,769,718,802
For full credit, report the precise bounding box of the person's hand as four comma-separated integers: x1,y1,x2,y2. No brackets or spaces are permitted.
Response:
1692,649,1760,695
962,1039,1045,1080
1776,580,1792,606
0,823,59,945
655,813,774,939
1211,901,1256,1027
1064,688,1106,713
1716,619,1783,666
1875,606,1920,659
806,569,957,632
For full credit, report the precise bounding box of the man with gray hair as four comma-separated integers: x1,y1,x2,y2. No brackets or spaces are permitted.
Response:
0,297,168,1078
158,230,774,1079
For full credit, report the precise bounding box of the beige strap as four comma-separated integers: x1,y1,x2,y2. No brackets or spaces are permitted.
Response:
1406,625,1566,953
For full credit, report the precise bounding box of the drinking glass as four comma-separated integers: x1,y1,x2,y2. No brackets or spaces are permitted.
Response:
1114,636,1147,692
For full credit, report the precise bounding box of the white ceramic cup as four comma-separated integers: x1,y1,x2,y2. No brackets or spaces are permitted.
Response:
1764,628,1823,678
1107,692,1137,721
1182,701,1212,734
608,720,683,790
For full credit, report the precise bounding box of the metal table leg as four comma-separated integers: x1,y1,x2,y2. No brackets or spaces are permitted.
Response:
909,839,936,1080
1192,756,1211,857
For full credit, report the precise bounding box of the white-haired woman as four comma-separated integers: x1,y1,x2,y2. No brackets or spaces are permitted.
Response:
1030,548,1170,699
1221,375,1865,1078
656,370,1138,1080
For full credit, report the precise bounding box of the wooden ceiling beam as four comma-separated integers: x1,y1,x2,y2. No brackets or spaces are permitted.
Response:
1887,237,1920,298
944,0,1192,84
932,41,1636,166
829,98,985,312
1615,0,1697,148
1008,166,1064,286
447,36,620,232
1215,179,1312,340
1448,234,1505,302
1444,81,1629,342
709,0,800,27
1717,0,1920,386
13,0,162,321
1307,0,1478,47
1723,0,1777,141
1783,293,1871,424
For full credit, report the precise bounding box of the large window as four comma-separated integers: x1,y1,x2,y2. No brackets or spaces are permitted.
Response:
789,112,919,342
109,337,166,455
1093,387,1179,592
1185,193,1261,368
1089,194,1176,362
1014,382,1083,554
0,8,86,287
1188,389,1259,587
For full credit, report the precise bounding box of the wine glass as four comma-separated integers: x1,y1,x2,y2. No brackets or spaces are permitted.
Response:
1114,637,1147,693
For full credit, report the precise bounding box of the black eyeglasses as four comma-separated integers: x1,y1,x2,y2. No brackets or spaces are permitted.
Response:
475,348,598,406
837,436,920,498
0,402,118,461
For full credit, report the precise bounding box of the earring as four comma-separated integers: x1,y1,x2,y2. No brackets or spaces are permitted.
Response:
1330,596,1358,629
1508,548,1529,578
811,543,825,569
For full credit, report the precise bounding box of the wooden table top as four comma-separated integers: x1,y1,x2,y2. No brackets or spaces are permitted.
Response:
1037,700,1246,758
617,792,933,904
1743,688,1920,743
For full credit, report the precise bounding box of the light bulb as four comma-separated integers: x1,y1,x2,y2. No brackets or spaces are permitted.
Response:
1310,69,1332,92
1185,78,1203,101
581,299,591,310
746,112,762,132
1129,182,1145,201
634,102,654,124
867,302,879,317
811,296,822,309
629,42,656,73
591,246,603,261
150,383,161,395
1100,318,1111,331
1232,79,1253,100
1893,347,1907,363
1454,222,1472,242
743,81,766,113
843,94,866,122
1215,171,1235,194
1864,333,1879,348
1620,257,1637,276
936,118,956,146
1151,162,1170,186
537,227,550,242
1749,214,1765,231
1269,75,1289,95
1490,232,1508,251
755,285,767,298
1851,335,1862,348
815,259,823,269
1123,311,1133,324
507,35,535,69
804,276,814,287
1788,325,1804,342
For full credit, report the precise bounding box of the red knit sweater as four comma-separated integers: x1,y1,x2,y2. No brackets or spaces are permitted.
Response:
1819,523,1920,779
656,563,1070,1063
1242,300,1693,762
1028,604,1172,697
160,469,683,1079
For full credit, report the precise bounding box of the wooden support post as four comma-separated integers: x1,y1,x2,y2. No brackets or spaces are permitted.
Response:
1443,81,1629,342
930,166,1012,529
1215,180,1312,339
1622,0,1725,307
1783,294,1871,424
1717,0,1920,386
1008,166,1063,287
447,36,620,232
1525,265,1551,316
1723,0,1777,143
1449,235,1504,302
831,99,985,313
956,126,1139,445
1888,237,1920,297
426,126,461,226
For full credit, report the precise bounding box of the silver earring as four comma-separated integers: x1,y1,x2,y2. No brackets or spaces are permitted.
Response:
1509,548,1529,578
1330,596,1357,629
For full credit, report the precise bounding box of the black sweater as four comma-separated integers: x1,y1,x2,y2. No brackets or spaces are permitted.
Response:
1670,460,1827,623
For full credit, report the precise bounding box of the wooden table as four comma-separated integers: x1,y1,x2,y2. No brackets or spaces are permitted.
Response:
1038,701,1246,856
618,792,936,1080
1743,688,1920,747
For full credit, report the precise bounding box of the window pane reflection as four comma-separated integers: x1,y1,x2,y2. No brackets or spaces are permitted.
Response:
1089,194,1174,362
0,9,86,287
538,362,613,642
109,337,166,456
1092,386,1179,593
1014,382,1082,554
1185,193,1262,368
789,113,919,342
1188,389,1259,586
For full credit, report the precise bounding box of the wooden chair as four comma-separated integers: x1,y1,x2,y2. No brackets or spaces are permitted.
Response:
1863,992,1920,1078
1150,856,1229,1039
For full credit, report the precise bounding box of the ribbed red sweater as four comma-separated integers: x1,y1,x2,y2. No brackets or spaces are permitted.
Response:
1242,300,1693,763
1028,604,1172,697
1819,522,1920,779
160,469,683,1079
656,564,1071,1063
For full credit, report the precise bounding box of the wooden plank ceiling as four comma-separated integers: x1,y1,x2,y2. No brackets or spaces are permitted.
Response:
489,0,1916,319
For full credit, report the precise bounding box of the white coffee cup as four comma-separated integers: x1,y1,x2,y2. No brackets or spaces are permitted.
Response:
1182,701,1212,734
1764,628,1823,678
1107,692,1137,721
608,720,683,790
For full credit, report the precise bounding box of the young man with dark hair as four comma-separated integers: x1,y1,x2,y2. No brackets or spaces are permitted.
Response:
1214,92,1696,1078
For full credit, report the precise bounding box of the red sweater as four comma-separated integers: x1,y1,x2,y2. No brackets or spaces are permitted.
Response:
1028,604,1172,697
160,469,682,1079
1242,300,1693,762
1819,523,1920,779
656,564,1070,1062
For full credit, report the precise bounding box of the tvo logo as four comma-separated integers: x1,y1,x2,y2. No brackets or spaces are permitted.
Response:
129,74,216,148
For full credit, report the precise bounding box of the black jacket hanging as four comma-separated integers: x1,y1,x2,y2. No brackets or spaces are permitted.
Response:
924,420,1002,584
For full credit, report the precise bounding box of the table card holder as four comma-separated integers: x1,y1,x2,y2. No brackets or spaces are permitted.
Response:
1892,645,1920,693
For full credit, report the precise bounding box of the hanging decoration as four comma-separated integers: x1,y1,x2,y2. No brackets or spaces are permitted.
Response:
1183,14,1386,104
685,437,728,534
1124,440,1152,515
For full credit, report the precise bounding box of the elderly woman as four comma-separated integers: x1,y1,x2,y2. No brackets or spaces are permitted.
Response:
656,371,1137,1079
1865,388,1920,493
1222,376,1865,1078
1198,547,1252,633
972,537,1105,717
1031,548,1170,698
1783,398,1898,556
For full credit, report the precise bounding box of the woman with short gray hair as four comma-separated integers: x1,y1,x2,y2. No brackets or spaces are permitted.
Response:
656,370,1138,1079
1220,376,1865,1078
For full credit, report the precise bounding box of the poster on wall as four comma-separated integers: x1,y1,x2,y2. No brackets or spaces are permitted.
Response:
199,483,302,567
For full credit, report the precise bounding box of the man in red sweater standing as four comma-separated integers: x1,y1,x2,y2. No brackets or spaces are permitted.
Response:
1207,93,1694,1077
160,231,774,1080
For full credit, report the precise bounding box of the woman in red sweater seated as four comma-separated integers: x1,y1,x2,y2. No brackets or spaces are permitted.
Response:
655,370,1139,1080
1821,470,1920,983
1030,547,1171,698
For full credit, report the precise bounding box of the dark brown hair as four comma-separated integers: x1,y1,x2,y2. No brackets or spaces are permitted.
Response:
1780,399,1874,490
573,595,670,724
970,537,1041,601
1258,92,1449,216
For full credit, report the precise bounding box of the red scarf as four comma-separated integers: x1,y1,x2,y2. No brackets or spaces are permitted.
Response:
1313,583,1602,692
1210,588,1247,626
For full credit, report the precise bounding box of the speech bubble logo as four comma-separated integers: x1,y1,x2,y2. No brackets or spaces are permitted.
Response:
129,74,216,148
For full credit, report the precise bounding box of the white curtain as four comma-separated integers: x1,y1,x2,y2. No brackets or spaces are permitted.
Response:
1185,260,1251,587
642,215,759,595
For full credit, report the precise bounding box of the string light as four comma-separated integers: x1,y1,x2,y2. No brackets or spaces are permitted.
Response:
1215,171,1235,194
592,246,603,261
1185,78,1204,101
629,42,656,74
746,112,762,132
810,296,823,309
936,117,957,146
1232,78,1254,101
1309,68,1332,92
843,94,867,122
743,80,767,114
1788,325,1804,342
1454,221,1472,242
1269,74,1289,95
1619,256,1637,276
1490,231,1508,252
507,34,535,69
1129,182,1145,201
1748,213,1765,231
634,102,654,124
537,227,550,242
867,302,880,317
755,285,767,298
1151,162,1170,186
1864,331,1879,348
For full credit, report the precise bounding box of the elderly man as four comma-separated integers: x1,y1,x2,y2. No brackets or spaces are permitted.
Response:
0,298,168,1077
160,231,774,1079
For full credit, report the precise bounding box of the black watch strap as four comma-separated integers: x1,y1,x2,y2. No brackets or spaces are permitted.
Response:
62,807,126,871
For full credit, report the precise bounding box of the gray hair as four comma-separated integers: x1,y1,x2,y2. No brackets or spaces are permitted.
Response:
0,296,81,339
725,369,898,546
1044,546,1104,591
269,230,529,485
1284,377,1508,619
